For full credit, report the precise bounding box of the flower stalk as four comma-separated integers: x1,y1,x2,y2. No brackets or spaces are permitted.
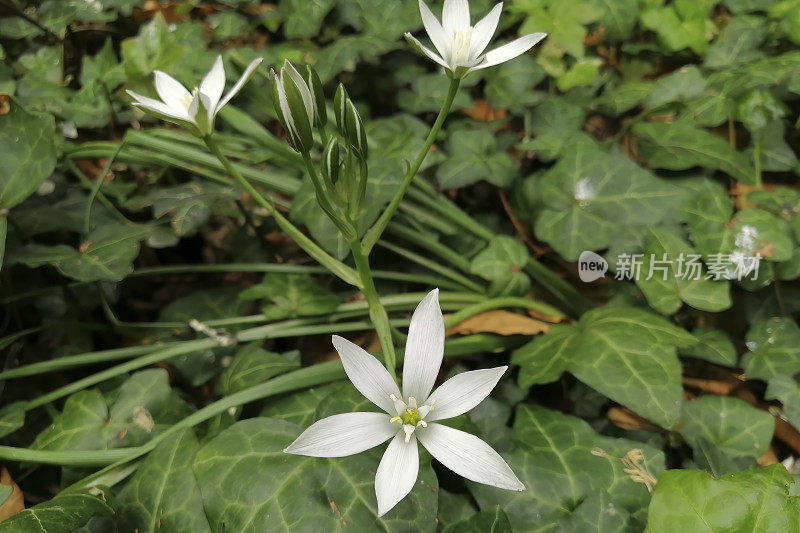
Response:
202,134,359,286
349,236,398,379
361,77,461,254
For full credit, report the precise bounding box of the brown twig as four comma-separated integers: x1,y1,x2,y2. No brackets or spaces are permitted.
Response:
497,189,548,257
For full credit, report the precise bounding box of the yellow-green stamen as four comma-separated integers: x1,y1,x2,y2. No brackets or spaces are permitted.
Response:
400,408,421,426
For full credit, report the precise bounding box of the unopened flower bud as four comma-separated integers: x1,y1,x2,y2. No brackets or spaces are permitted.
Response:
322,137,341,184
305,65,327,128
269,60,315,153
334,84,368,160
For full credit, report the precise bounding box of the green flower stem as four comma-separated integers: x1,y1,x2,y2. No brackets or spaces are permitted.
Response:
349,236,398,379
361,78,461,254
302,152,355,240
50,334,522,480
202,135,360,287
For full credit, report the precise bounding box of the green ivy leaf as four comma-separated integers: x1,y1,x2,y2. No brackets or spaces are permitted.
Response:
115,428,211,532
517,0,603,58
240,273,341,321
436,125,516,189
438,490,478,531
31,369,190,451
0,104,57,210
444,506,512,533
741,317,800,380
586,0,638,40
513,306,694,428
279,0,336,39
595,81,653,115
484,55,546,110
766,375,800,432
517,96,585,160
0,401,25,439
635,228,732,314
469,236,530,297
645,65,707,108
216,343,299,396
678,326,738,366
10,224,148,282
259,383,343,426
645,465,800,532
533,137,683,261
127,180,237,236
681,396,774,459
633,121,756,184
639,4,712,54
80,37,125,89
0,493,113,533
470,405,665,532
397,74,472,113
193,417,438,531
704,15,766,69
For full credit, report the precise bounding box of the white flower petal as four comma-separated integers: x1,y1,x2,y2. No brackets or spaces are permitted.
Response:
275,71,296,132
469,2,503,58
474,32,547,70
199,55,225,113
442,0,470,34
402,289,445,402
419,0,450,59
375,432,419,516
126,90,191,122
186,91,200,121
425,366,507,421
284,412,396,457
405,33,451,69
217,57,263,112
332,335,401,413
153,71,191,111
418,423,524,490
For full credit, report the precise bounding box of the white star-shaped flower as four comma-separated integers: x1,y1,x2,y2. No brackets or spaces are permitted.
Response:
285,289,523,516
405,0,546,78
126,55,262,136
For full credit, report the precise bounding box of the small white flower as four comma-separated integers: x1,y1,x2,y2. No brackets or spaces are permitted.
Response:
285,289,523,516
405,0,546,78
126,55,263,136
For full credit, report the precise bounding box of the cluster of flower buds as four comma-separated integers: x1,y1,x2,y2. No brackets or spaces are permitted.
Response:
269,60,368,165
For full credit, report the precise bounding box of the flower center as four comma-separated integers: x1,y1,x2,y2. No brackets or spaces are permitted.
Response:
400,408,421,426
180,88,199,112
450,29,474,65
388,395,435,442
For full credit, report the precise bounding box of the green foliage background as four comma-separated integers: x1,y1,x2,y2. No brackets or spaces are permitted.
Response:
1,0,800,530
